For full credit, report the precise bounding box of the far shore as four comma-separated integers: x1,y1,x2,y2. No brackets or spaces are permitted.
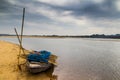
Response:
0,35,66,38
0,35,120,39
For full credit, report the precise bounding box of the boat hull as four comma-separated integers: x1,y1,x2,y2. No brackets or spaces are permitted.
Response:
26,61,52,73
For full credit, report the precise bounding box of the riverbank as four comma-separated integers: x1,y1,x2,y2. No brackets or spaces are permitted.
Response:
0,35,120,39
0,40,57,80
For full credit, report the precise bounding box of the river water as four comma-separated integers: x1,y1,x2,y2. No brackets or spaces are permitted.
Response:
0,37,120,80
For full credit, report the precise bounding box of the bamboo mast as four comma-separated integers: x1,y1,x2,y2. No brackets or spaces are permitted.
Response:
14,8,26,70
20,8,25,55
14,28,21,49
20,8,25,46
14,28,21,67
19,8,25,56
14,28,25,56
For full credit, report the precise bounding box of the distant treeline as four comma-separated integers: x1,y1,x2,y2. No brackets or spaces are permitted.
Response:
88,34,120,39
0,34,120,39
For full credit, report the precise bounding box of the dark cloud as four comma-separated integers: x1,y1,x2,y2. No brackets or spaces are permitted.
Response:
0,0,11,12
0,0,24,22
0,0,53,25
34,0,120,19
0,0,20,13
1,0,120,20
0,0,119,34
70,0,120,19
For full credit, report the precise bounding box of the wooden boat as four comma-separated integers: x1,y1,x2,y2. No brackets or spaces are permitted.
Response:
25,50,57,73
26,61,52,73
14,8,57,73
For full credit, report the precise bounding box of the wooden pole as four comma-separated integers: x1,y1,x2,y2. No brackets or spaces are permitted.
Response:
20,8,25,53
14,28,25,54
14,28,25,59
14,8,26,71
14,28,22,70
14,28,21,46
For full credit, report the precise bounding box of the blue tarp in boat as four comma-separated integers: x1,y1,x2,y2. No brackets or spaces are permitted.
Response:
27,50,51,63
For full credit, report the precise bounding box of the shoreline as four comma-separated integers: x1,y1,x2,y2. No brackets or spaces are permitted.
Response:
0,40,57,80
0,35,120,39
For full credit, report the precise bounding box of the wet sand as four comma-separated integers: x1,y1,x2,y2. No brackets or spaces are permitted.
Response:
0,40,57,80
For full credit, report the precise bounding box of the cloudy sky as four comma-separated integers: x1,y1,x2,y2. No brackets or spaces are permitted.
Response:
0,0,120,35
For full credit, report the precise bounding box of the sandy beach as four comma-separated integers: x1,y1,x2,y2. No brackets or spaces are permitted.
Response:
0,40,57,80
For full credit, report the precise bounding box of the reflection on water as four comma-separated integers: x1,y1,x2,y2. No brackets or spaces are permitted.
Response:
0,37,120,80
25,66,57,80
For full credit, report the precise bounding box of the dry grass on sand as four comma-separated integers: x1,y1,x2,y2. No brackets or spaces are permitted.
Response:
0,40,57,80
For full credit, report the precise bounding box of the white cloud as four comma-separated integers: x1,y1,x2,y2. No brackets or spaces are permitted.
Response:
7,0,16,5
36,0,75,6
92,0,104,3
0,0,120,35
34,6,90,27
115,0,120,11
